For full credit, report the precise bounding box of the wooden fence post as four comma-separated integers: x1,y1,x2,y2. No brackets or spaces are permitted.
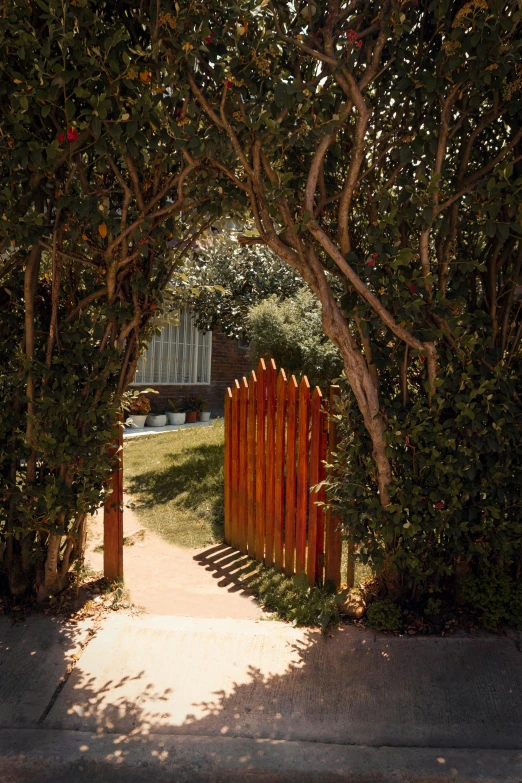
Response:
307,386,323,586
254,359,266,562
284,376,298,576
274,368,287,571
104,420,123,581
224,387,233,545
324,385,343,588
247,371,257,557
295,375,311,576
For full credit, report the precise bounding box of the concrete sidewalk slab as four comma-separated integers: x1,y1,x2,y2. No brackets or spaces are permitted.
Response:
0,616,92,727
45,613,522,750
1,729,522,783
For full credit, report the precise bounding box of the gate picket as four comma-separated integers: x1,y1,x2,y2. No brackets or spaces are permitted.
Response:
254,359,266,562
274,369,287,571
247,371,257,557
238,377,249,555
284,376,298,576
230,379,240,549
295,376,311,577
265,359,277,567
307,386,323,585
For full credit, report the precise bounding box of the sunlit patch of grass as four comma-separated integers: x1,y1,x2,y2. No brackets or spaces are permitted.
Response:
124,422,225,548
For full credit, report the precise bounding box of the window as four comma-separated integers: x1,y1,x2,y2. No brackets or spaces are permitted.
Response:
134,309,212,385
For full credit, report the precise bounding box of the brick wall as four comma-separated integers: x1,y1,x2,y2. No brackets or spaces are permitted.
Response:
131,328,253,416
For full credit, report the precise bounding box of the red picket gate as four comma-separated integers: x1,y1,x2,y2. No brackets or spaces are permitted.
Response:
224,359,347,588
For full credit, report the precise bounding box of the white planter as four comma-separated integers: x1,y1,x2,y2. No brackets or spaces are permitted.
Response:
146,414,167,427
167,412,186,425
200,411,211,422
127,414,147,429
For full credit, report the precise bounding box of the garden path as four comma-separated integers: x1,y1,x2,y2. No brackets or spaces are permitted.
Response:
86,496,264,621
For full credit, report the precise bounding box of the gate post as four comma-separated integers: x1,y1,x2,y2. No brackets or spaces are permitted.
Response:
104,418,124,581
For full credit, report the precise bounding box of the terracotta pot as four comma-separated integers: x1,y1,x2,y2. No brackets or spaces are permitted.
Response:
185,411,197,423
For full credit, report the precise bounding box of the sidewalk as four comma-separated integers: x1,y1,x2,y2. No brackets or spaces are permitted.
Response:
1,602,522,782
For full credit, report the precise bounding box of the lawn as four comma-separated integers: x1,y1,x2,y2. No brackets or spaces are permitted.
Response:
124,422,225,548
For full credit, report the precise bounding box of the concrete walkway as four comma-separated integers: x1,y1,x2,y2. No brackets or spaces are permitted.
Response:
123,420,214,440
1,607,522,781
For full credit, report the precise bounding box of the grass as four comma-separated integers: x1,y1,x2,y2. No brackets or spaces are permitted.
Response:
124,421,226,548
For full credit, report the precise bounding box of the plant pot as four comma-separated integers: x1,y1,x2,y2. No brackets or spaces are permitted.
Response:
167,412,186,425
146,414,167,427
185,411,198,423
127,414,147,429
200,411,211,422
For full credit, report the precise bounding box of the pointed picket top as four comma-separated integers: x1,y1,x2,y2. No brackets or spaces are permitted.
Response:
299,374,310,394
249,369,257,386
311,385,323,404
257,357,266,377
277,366,287,389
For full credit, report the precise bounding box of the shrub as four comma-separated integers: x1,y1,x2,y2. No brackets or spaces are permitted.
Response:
366,599,402,632
461,563,522,631
246,289,343,388
424,597,442,618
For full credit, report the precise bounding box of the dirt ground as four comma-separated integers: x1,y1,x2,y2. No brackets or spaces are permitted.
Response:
86,495,263,621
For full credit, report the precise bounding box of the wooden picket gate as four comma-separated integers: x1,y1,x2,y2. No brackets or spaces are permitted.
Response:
224,358,346,588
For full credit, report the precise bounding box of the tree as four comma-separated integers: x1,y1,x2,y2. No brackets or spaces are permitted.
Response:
246,288,343,388
160,1,522,596
170,233,301,338
0,1,214,598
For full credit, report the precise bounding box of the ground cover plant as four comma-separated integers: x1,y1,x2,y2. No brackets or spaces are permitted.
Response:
160,0,522,605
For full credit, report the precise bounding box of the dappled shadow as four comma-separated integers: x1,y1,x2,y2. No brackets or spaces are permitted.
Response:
3,606,522,781
125,442,224,542
193,543,260,597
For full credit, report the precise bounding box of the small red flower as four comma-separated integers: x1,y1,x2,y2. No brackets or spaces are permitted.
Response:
435,501,444,510
372,252,378,259
367,259,376,267
58,131,65,144
356,39,363,48
204,34,215,45
419,355,425,363
150,303,157,311
226,80,233,89
347,29,359,43
409,283,417,294
138,238,150,245
67,127,78,142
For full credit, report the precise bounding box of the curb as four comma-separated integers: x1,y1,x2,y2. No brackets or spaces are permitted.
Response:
1,729,521,783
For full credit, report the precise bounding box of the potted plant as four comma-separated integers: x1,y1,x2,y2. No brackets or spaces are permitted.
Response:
146,404,167,427
127,394,151,428
199,398,211,423
183,394,201,423
167,399,186,426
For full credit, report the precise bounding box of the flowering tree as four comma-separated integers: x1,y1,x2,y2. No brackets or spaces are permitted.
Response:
161,0,522,595
0,1,213,598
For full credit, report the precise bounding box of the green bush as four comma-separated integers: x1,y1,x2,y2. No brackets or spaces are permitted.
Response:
246,289,343,388
366,599,403,631
461,563,522,630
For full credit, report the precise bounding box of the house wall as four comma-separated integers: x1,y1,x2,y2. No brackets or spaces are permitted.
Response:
131,328,253,416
